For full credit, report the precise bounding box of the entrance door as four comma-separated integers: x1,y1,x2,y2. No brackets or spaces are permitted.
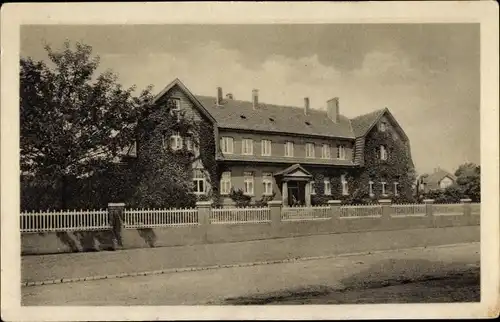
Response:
287,181,305,206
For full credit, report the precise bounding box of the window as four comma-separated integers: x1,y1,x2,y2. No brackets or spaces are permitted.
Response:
379,121,387,132
322,144,331,159
306,143,315,158
220,171,231,195
261,139,272,156
393,182,399,196
311,181,316,195
193,169,206,195
169,98,181,122
369,181,374,197
170,132,183,150
262,172,273,195
337,144,346,160
324,177,331,195
243,172,254,196
381,181,387,196
380,145,388,160
242,139,253,155
185,137,193,151
284,141,294,157
221,137,234,154
341,174,349,195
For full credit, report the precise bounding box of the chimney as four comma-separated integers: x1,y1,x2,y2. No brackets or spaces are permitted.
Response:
327,97,339,123
226,93,234,100
216,87,223,106
252,89,259,110
304,97,310,115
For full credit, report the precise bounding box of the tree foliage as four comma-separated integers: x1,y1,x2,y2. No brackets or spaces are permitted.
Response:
20,41,153,209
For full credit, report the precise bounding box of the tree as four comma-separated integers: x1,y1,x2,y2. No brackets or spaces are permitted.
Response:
20,41,153,209
454,162,481,202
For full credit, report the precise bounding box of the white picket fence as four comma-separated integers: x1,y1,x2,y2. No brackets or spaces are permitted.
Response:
123,208,198,228
391,204,427,217
471,203,481,215
433,203,463,216
211,207,271,224
340,204,382,218
20,209,111,233
281,206,331,221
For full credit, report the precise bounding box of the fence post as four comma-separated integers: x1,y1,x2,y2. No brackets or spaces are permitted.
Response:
196,201,212,243
378,199,392,220
108,203,125,249
327,200,342,220
461,198,472,225
423,199,434,217
268,200,282,235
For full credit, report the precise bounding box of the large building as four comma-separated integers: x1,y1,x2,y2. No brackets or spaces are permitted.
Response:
126,78,416,206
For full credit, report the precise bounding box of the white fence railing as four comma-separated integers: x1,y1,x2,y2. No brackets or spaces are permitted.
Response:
281,206,331,221
123,208,198,228
471,203,481,215
340,204,382,218
391,204,427,217
211,207,271,224
20,209,111,233
433,203,463,216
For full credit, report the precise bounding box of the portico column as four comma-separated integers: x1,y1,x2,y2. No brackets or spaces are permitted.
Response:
282,181,288,206
305,181,311,206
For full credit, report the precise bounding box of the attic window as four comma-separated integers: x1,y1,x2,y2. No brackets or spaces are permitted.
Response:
269,117,275,122
305,121,311,126
240,115,247,119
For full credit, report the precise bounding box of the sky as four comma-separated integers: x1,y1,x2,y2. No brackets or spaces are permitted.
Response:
20,24,480,175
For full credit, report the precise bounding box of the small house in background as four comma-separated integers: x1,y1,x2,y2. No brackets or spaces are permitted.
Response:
417,167,457,194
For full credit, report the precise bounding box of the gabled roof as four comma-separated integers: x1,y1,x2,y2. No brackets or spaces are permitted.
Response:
152,78,217,124
420,168,457,185
195,95,355,139
350,109,386,137
274,164,313,177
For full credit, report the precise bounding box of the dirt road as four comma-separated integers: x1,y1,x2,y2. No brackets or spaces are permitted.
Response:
22,242,479,306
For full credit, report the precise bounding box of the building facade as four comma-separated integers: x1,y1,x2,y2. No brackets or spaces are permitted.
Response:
127,79,416,206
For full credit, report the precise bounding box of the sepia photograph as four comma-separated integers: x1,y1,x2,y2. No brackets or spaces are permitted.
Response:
1,2,499,321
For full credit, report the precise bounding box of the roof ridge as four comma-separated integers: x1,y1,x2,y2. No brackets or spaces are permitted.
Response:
195,94,330,114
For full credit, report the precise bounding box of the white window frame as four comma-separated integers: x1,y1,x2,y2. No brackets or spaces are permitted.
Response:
337,145,346,160
261,139,272,156
324,177,331,195
284,141,294,157
341,174,349,195
169,98,182,122
185,137,193,151
311,181,316,195
221,137,234,154
170,131,183,150
262,172,273,196
243,172,254,196
220,171,232,195
321,144,331,159
380,145,388,160
369,180,374,197
393,182,399,196
381,181,387,196
379,121,387,132
306,143,315,158
242,139,254,155
193,169,206,195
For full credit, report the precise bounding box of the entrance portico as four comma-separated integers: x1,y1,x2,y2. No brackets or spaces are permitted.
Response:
274,164,314,206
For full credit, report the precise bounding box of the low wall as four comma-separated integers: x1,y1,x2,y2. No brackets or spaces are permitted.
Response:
22,212,480,255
